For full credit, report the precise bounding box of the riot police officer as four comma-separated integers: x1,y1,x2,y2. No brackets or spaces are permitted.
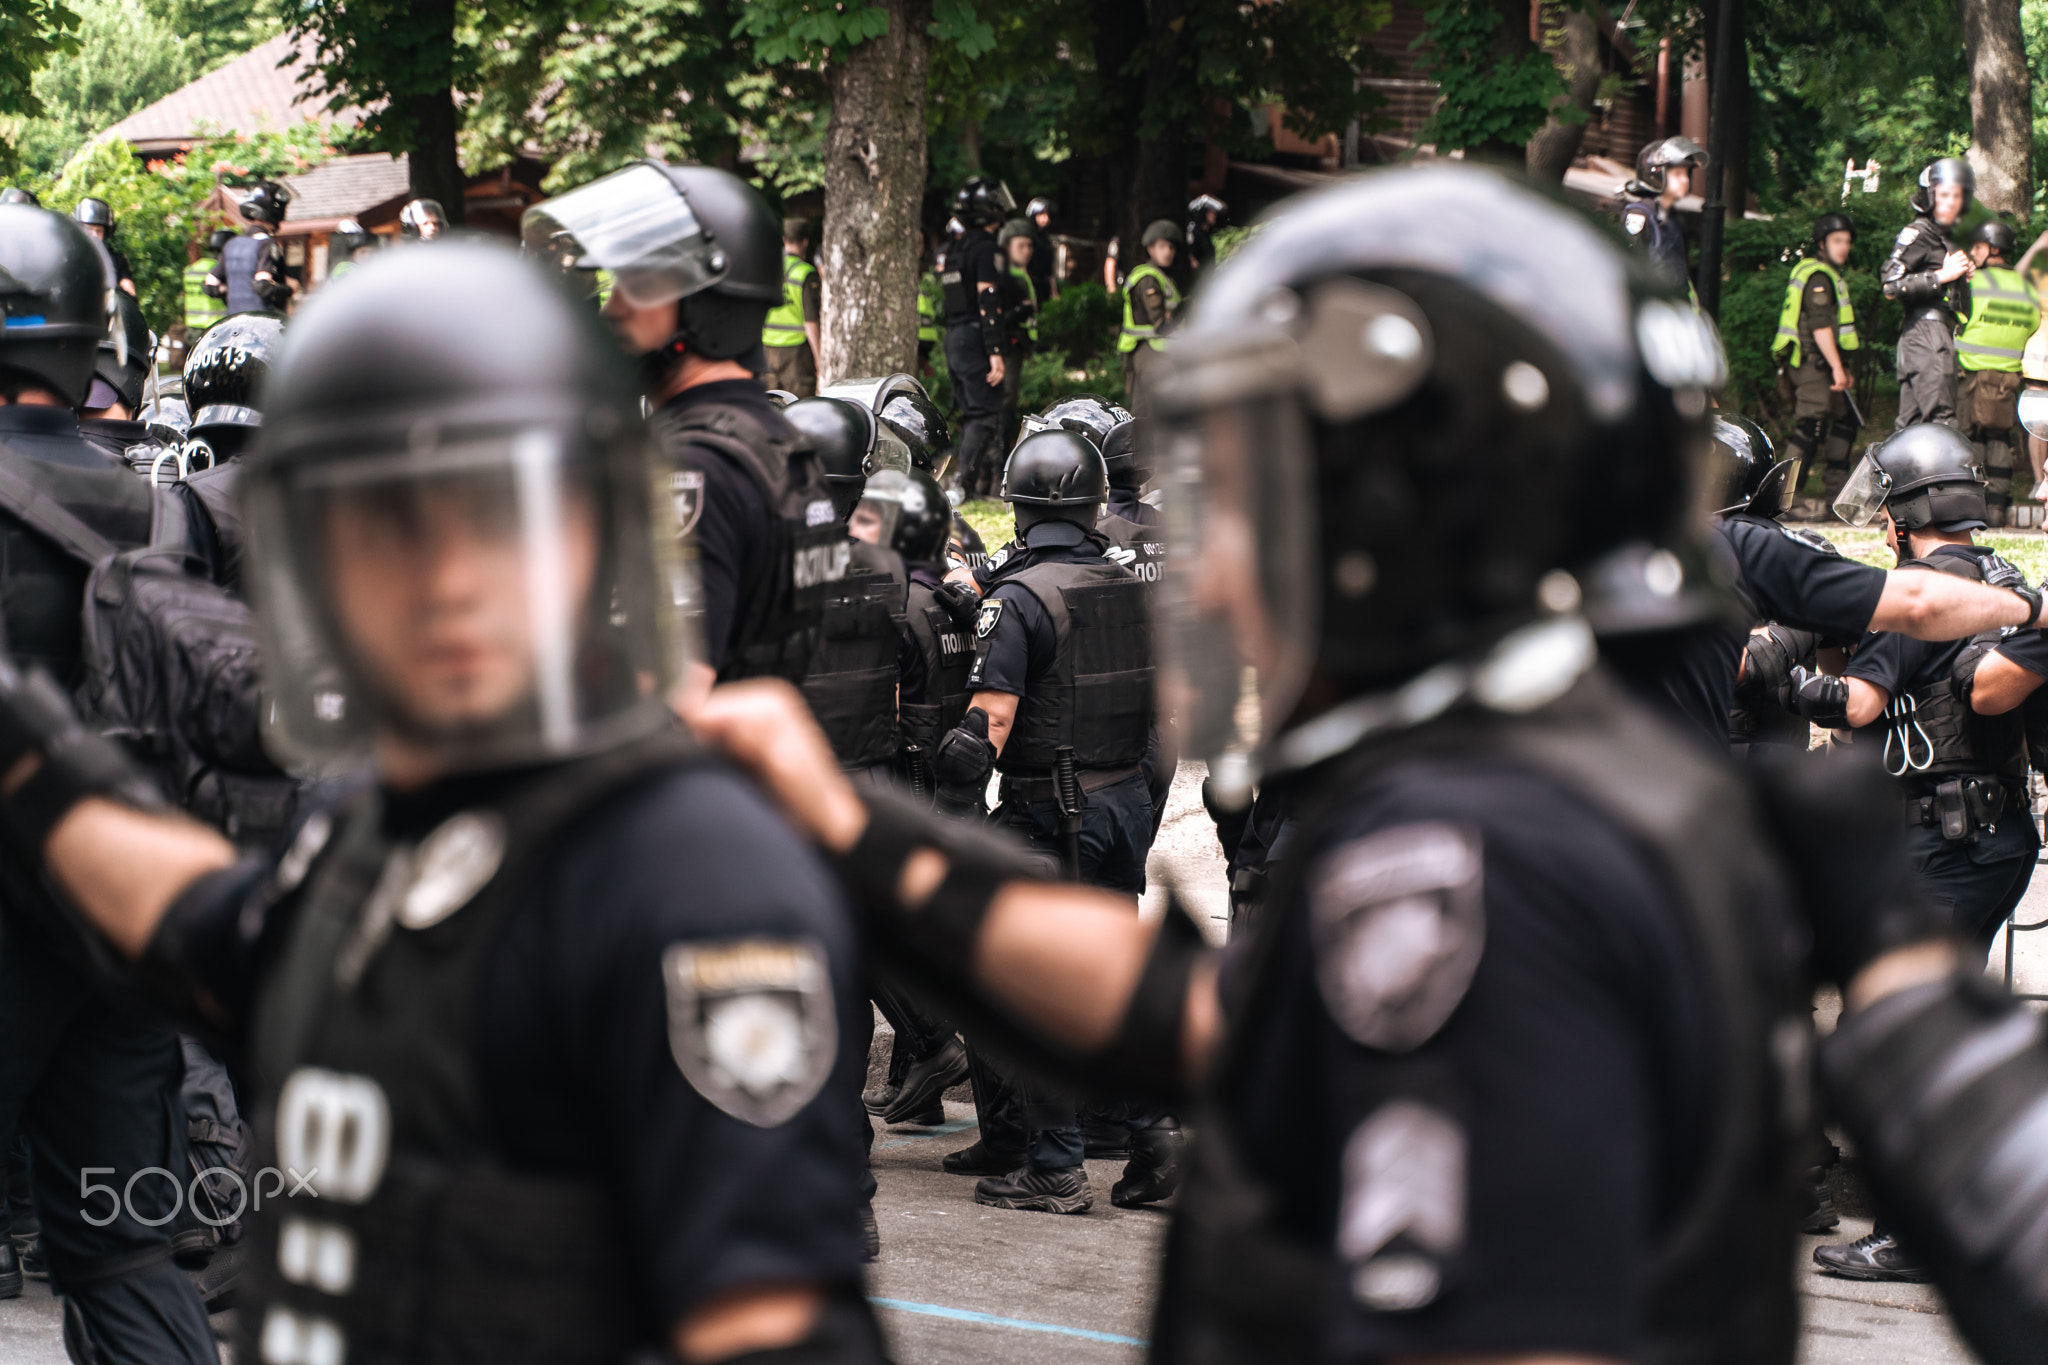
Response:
942,177,1015,497
1023,196,1057,301
1885,157,1976,428
0,201,217,1365
1955,219,2038,522
1119,221,1182,408
398,197,447,239
73,197,136,297
176,311,286,593
0,241,888,1364
326,218,375,282
524,161,844,706
1185,193,1226,276
1619,134,1704,290
693,161,2048,1365
1772,212,1860,498
78,291,154,462
208,181,292,314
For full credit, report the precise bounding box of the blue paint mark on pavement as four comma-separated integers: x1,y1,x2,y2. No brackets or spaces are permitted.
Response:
870,1297,1148,1347
872,1117,978,1148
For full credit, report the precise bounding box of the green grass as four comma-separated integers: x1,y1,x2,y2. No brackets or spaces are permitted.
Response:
1797,525,2048,584
957,497,1015,551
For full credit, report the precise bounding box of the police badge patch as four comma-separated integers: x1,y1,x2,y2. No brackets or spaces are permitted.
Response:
975,598,1005,639
671,471,705,537
1625,213,1646,235
663,938,836,1127
1310,822,1484,1052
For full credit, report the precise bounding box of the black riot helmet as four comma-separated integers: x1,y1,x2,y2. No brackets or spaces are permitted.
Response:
1154,162,1726,784
207,227,236,255
1002,428,1108,531
1969,218,2017,260
1189,194,1226,221
784,395,886,520
244,241,680,771
819,373,948,476
1710,414,1795,518
953,176,1016,228
1812,212,1853,246
240,180,291,228
523,160,784,368
1027,392,1130,447
183,311,284,454
0,204,119,406
1835,422,1987,533
1025,196,1056,222
399,198,447,239
0,188,38,206
1632,135,1706,195
1101,418,1151,492
1911,157,1975,215
857,467,952,564
88,290,152,414
74,197,114,233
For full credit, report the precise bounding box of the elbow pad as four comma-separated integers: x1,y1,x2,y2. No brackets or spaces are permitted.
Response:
1819,973,2048,1362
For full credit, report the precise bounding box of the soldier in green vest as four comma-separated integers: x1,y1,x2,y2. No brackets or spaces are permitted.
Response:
1957,219,2040,523
762,216,822,396
183,229,231,334
1771,213,1859,500
1118,220,1182,408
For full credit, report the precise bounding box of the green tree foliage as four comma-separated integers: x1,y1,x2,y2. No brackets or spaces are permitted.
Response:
0,0,81,171
1415,0,1566,155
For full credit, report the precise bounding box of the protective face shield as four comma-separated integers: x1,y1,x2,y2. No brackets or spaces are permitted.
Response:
522,164,728,308
2019,389,2048,440
399,199,447,239
1833,454,1890,527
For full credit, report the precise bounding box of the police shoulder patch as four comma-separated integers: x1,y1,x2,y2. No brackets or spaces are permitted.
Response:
671,470,705,537
1624,209,1647,235
1898,226,1920,246
975,597,1005,639
1778,523,1841,556
1338,1099,1466,1312
663,937,836,1128
1310,822,1484,1052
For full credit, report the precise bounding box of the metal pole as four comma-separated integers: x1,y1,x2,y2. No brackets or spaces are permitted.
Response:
1695,0,1741,318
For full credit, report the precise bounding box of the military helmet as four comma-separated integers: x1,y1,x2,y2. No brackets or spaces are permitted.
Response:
89,291,152,413
1002,428,1108,530
764,389,798,408
1142,219,1182,247
1710,414,1795,518
858,467,951,564
399,198,447,239
244,241,678,769
240,181,291,227
0,188,38,207
183,311,284,444
1812,212,1853,245
1835,422,1987,532
997,219,1034,248
1154,162,1726,781
1968,218,2017,258
953,176,1016,228
0,205,119,406
73,197,114,232
1100,418,1150,492
207,228,236,255
784,395,882,519
818,373,947,475
1633,135,1706,194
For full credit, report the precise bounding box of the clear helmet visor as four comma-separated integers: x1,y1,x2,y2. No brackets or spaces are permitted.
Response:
1833,453,1893,527
1157,395,1320,793
244,427,686,771
848,496,904,548
521,164,723,309
2019,388,2048,440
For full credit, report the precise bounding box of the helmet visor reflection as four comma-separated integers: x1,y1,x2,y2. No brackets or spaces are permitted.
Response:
1833,453,1892,527
522,164,723,308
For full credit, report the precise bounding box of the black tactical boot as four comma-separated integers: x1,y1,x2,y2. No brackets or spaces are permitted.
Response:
882,1038,968,1126
1812,1229,1931,1282
974,1164,1093,1215
1112,1123,1184,1208
1798,1165,1839,1234
860,1204,881,1262
0,1239,20,1300
15,1232,45,1281
942,1140,1026,1176
862,1081,899,1116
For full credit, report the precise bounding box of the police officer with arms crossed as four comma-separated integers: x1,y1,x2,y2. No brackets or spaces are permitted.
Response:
0,241,888,1364
696,161,2048,1365
1619,134,1705,290
1119,221,1182,408
208,182,293,316
942,177,1015,498
524,162,845,711
0,200,217,1365
1773,212,1860,498
762,219,822,398
1954,219,2039,522
1885,157,1976,428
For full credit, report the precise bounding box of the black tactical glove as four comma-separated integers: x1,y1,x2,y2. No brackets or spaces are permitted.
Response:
1781,664,1851,728
0,660,163,856
1980,552,2043,626
932,708,996,819
1738,623,1816,700
932,578,982,634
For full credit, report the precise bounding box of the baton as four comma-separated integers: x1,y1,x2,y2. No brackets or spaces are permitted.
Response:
1053,744,1084,881
1843,387,1866,432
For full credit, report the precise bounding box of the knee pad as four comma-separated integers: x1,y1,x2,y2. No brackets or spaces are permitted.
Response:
1789,417,1825,456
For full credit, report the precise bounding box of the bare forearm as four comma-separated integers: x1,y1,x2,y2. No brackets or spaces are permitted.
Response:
44,798,236,958
1871,572,2035,639
1814,327,1844,372
1845,676,1889,728
1971,651,2045,715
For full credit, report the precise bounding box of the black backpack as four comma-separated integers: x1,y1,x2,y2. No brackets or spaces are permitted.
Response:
0,460,298,846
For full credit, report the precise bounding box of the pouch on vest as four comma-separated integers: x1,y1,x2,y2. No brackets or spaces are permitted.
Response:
1971,369,2024,430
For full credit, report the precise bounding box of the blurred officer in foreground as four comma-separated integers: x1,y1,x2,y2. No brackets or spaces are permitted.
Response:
1772,213,1860,498
942,177,1015,497
77,291,153,461
0,202,216,1365
1955,219,2038,522
692,162,2048,1365
1119,221,1181,408
1885,158,1976,428
73,198,136,296
526,161,843,706
762,218,822,397
175,311,285,593
208,181,292,315
1,242,886,1363
1619,135,1704,290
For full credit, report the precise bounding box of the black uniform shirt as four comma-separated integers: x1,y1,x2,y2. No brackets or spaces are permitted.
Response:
944,233,1004,327
898,562,947,703
1225,761,1715,1360
967,521,1105,696
1619,199,1689,291
1105,489,1162,526
1994,626,2048,678
162,757,870,1326
1844,545,1992,709
660,379,789,673
1884,214,1968,318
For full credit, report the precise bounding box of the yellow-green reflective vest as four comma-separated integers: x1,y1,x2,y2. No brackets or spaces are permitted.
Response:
917,275,940,344
1009,265,1038,344
1771,259,1858,369
1119,263,1180,354
184,258,224,332
1957,264,2039,373
763,254,813,347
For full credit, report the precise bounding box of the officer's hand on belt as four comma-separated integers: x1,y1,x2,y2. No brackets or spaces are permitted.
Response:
1781,664,1851,728
932,709,996,819
932,578,983,632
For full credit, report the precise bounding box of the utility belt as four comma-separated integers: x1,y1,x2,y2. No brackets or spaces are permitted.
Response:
1907,305,1958,330
999,763,1141,804
1906,775,2020,843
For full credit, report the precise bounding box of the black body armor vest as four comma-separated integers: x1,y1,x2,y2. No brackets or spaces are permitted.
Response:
1154,669,1800,1365
0,438,153,684
654,399,844,684
221,234,270,315
1885,553,2026,785
987,555,1152,775
941,235,997,323
1096,509,1166,590
245,733,705,1365
800,540,906,769
900,571,975,758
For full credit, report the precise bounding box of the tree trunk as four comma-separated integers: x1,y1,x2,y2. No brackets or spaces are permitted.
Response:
1126,0,1192,262
1699,0,1750,222
1959,0,2032,213
1091,0,1147,259
820,0,930,385
402,0,464,225
1525,7,1601,182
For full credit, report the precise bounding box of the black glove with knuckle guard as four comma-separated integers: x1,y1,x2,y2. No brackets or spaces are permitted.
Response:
1980,552,2043,626
932,578,982,634
1780,664,1851,728
932,707,996,819
1739,623,1815,700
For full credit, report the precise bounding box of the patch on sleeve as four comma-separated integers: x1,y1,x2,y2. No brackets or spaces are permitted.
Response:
1338,1100,1466,1312
1778,523,1841,556
975,597,1006,639
663,938,837,1128
1897,226,1920,246
1624,209,1647,235
670,470,705,537
1310,822,1484,1052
